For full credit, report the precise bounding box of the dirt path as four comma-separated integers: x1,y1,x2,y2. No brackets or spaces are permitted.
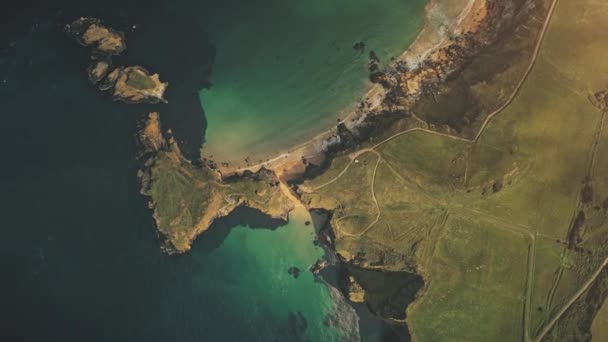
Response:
301,1,608,340
533,98,608,341
302,1,557,337
534,257,608,342
472,0,559,143
334,151,383,238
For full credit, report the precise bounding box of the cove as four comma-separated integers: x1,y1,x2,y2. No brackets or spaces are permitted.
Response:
0,6,354,341
191,0,427,164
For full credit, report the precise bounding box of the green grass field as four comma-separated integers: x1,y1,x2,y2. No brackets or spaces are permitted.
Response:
409,214,530,342
412,0,551,136
299,0,608,339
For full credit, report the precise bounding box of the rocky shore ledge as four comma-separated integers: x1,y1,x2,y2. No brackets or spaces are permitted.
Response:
66,17,168,104
65,0,551,336
217,0,538,178
141,0,549,335
137,113,293,253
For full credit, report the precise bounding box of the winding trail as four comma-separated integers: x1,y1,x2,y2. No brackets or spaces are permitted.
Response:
219,1,576,340
229,0,558,179
534,105,608,341
534,257,608,342
300,1,560,339
334,152,382,238
300,0,558,196
303,1,608,340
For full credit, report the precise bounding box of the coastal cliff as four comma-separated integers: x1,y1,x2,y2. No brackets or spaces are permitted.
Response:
137,113,293,253
208,0,554,336
75,0,552,336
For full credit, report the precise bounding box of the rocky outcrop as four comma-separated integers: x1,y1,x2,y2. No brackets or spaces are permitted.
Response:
65,17,126,55
66,17,168,104
374,0,531,111
86,60,111,85
139,112,166,152
111,66,168,104
137,113,293,254
346,276,366,303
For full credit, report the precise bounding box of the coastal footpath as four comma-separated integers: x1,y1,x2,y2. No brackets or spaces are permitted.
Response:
137,0,571,339
65,0,608,339
218,0,540,178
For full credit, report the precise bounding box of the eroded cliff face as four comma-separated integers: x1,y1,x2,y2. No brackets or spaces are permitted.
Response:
291,0,552,333
69,0,544,334
369,0,534,118
66,18,168,104
137,113,293,254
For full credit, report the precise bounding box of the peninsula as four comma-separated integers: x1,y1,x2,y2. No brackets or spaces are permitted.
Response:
65,0,608,339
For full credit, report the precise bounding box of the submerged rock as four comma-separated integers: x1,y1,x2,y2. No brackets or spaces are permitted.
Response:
288,266,301,279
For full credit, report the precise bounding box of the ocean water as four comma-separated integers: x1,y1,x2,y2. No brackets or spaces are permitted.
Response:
1,0,424,340
194,0,427,163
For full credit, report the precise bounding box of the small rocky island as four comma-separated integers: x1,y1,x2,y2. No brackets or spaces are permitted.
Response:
65,17,167,104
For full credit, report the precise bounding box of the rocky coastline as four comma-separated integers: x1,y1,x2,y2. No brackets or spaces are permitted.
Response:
217,0,530,180
65,0,546,336
66,17,168,104
130,0,543,333
205,0,546,334
136,112,293,254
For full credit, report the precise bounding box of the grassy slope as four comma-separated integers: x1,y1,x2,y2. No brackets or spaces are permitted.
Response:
413,0,550,136
146,144,290,253
409,214,529,342
300,0,608,340
126,69,156,90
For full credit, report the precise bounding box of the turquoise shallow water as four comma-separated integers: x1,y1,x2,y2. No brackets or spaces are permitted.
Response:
1,11,349,341
1,0,426,340
194,208,349,341
193,0,427,163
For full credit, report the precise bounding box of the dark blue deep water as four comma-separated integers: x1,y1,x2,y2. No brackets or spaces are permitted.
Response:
0,1,419,340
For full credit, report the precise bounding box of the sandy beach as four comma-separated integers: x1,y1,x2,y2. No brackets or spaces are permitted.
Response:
221,0,482,178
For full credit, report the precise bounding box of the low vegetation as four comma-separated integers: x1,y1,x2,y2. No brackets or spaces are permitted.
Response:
138,113,292,253
298,0,608,340
126,69,157,90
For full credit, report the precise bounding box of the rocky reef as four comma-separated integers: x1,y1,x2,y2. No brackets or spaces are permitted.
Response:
66,17,167,104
